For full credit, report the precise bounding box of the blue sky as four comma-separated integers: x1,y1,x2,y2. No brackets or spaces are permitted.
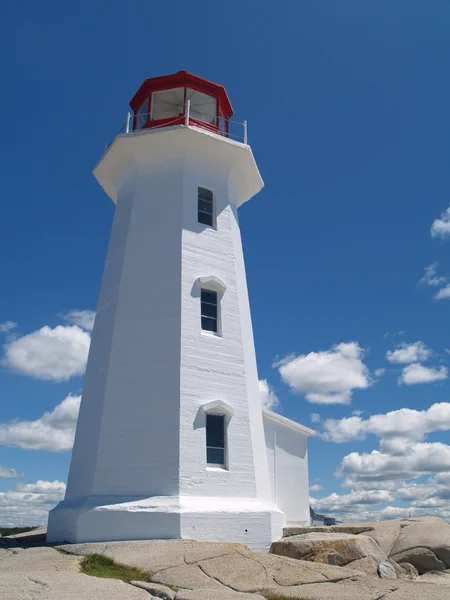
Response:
2,0,450,524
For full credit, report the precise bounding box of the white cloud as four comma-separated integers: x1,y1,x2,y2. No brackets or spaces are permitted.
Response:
431,205,450,239
321,400,450,521
310,413,321,424
259,379,279,411
399,363,448,385
435,284,450,300
275,342,371,405
0,466,23,479
419,263,447,287
386,341,431,364
309,483,323,492
339,442,450,482
322,416,366,444
322,402,450,444
0,321,17,334
0,480,65,527
374,368,385,377
0,395,81,452
341,478,398,491
16,480,65,494
63,310,96,332
3,325,90,381
311,489,394,514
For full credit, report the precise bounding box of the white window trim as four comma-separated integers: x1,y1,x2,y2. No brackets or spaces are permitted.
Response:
197,187,216,229
195,276,226,293
199,285,223,337
205,412,228,470
201,399,234,417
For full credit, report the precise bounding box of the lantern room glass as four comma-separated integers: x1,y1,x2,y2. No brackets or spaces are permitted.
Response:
186,88,217,125
151,87,185,121
149,87,217,125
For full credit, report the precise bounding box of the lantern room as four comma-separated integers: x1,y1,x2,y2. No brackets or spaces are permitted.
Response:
129,71,234,136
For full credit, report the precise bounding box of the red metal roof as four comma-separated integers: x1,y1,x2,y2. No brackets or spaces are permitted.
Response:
129,70,234,118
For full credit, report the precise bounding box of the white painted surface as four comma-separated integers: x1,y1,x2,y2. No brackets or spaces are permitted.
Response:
263,410,312,525
48,125,284,551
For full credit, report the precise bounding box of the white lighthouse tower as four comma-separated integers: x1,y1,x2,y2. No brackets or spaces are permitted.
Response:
47,71,287,550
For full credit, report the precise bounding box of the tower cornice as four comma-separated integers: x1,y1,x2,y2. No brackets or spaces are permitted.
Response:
93,125,263,208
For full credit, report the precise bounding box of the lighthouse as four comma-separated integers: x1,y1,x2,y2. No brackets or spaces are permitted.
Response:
47,71,313,551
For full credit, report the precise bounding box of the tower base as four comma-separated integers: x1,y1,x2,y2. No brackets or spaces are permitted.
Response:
47,495,284,552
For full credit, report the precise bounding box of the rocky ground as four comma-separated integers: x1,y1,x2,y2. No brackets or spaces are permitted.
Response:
1,518,450,599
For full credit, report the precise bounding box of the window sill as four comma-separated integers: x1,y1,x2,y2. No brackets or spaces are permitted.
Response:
207,466,229,472
201,330,223,339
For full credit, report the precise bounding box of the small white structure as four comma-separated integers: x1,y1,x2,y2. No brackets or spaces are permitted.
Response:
263,409,313,526
47,71,313,551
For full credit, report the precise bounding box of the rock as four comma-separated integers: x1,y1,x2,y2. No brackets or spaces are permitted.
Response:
197,548,364,592
390,518,450,571
272,532,386,568
175,590,266,600
419,570,450,585
60,540,246,574
381,581,450,599
346,555,379,576
378,559,398,579
131,581,176,599
198,551,268,592
390,546,446,574
261,579,400,600
183,543,246,564
0,546,79,575
363,520,402,556
153,564,226,590
283,525,374,537
245,550,364,585
398,562,419,579
2,573,152,599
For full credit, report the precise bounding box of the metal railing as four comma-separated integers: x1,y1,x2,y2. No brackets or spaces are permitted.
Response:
104,99,248,154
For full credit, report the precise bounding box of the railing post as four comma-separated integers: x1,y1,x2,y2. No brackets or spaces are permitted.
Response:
125,112,131,134
243,120,248,144
185,99,190,126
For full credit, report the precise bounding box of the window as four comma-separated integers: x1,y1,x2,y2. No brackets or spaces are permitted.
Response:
136,99,149,130
198,187,214,226
186,88,217,125
151,88,185,120
206,414,226,467
201,289,218,333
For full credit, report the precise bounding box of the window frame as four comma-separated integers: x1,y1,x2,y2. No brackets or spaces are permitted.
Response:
200,288,219,334
150,87,185,121
197,187,215,228
136,99,149,130
206,413,227,469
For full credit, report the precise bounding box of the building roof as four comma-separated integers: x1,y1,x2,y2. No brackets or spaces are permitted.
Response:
262,408,315,437
129,70,234,118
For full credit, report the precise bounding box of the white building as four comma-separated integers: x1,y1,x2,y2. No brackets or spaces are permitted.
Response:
47,71,313,551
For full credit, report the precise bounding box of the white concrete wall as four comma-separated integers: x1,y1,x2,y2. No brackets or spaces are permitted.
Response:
66,158,184,500
263,414,310,525
178,149,270,502
50,126,284,548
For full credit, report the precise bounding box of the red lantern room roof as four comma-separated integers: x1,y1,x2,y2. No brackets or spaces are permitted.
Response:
129,71,234,136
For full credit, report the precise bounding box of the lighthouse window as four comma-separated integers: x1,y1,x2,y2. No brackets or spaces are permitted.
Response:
198,187,214,227
151,87,185,121
201,289,218,332
136,99,149,130
206,414,226,467
186,88,217,125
